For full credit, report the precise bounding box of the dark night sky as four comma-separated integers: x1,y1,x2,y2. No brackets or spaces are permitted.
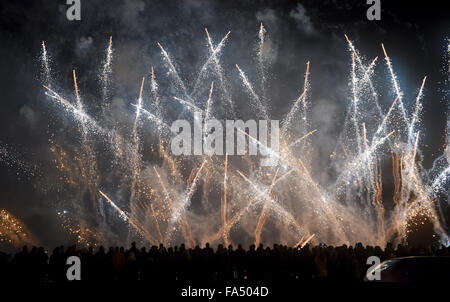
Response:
0,0,449,247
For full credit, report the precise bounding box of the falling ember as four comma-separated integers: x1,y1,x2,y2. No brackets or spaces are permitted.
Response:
0,209,38,248
58,211,101,248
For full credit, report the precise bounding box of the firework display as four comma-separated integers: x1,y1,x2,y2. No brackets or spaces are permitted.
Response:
10,25,443,250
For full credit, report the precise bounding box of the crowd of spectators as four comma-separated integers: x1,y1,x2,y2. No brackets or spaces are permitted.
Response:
0,242,449,282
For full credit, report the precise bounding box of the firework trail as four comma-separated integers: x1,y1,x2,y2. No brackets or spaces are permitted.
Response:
254,168,279,247
236,64,269,119
129,78,146,209
150,67,165,135
152,166,191,245
281,61,310,137
257,23,268,106
351,53,363,156
408,76,427,145
194,29,230,91
100,36,114,113
288,129,318,148
157,42,191,101
99,190,158,244
193,29,233,113
381,43,409,128
221,155,230,246
43,85,106,135
345,34,382,116
161,160,206,246
41,41,52,87
237,170,303,237
72,70,100,220
150,203,163,244
204,82,214,122
126,77,146,244
173,96,202,112
300,234,315,248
